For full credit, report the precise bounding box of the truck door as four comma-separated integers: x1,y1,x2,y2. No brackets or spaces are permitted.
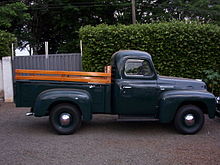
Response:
114,58,159,115
88,85,105,113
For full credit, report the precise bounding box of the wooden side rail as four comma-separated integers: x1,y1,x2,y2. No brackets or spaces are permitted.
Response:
15,67,112,84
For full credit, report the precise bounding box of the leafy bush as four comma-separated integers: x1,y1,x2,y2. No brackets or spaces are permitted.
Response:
0,30,15,59
203,70,220,96
79,22,220,95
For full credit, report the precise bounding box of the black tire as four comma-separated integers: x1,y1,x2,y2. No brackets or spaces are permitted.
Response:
49,103,81,135
174,105,204,134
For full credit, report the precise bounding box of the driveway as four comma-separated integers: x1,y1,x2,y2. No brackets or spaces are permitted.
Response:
0,103,220,165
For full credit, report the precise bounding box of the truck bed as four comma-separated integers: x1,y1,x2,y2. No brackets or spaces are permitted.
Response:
14,68,112,114
15,80,111,114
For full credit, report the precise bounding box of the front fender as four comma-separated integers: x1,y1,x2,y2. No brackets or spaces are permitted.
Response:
33,88,92,121
159,90,216,123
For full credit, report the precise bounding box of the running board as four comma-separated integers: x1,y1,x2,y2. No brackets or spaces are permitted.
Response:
117,115,159,122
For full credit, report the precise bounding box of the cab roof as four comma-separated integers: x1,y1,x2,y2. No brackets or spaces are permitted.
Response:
110,50,154,79
111,50,152,63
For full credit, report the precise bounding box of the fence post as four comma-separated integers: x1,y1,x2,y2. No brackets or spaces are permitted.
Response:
80,40,83,57
45,41,49,70
2,57,14,102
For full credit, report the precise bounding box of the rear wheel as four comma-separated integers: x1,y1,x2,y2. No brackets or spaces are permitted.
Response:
49,103,81,135
174,105,204,134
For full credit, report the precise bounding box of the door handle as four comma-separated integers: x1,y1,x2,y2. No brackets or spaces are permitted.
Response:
122,86,132,89
89,85,96,89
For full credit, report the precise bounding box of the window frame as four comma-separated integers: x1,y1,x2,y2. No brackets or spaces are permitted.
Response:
122,58,156,79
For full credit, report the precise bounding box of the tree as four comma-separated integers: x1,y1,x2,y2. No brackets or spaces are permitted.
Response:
1,0,219,55
0,2,31,51
0,2,30,57
135,0,220,24
0,30,16,58
22,0,132,54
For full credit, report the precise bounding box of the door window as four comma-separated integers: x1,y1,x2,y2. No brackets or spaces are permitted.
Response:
124,59,153,77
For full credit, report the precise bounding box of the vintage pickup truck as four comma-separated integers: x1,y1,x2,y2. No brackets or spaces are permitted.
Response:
14,50,218,135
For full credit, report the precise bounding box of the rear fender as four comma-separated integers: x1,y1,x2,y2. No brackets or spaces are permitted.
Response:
33,88,92,121
159,90,216,123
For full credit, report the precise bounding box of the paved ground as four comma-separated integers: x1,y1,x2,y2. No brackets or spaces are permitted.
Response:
0,103,220,165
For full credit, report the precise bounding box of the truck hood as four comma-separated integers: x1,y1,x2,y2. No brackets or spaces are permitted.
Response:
157,76,207,91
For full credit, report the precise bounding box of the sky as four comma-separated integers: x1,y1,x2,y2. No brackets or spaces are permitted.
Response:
15,44,32,56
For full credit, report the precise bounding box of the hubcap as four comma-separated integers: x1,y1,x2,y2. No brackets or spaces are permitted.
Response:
59,113,71,126
184,114,195,126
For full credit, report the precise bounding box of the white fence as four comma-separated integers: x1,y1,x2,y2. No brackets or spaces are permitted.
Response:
0,57,14,102
0,60,3,100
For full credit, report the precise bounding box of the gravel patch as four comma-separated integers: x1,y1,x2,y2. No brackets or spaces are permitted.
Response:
0,103,220,165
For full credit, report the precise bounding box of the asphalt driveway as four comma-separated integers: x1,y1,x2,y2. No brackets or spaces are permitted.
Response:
0,103,220,165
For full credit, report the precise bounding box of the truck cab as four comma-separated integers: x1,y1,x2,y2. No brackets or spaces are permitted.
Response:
111,50,159,116
15,50,217,135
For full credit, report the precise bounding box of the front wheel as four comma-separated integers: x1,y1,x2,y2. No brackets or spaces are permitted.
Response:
49,103,81,135
174,105,204,134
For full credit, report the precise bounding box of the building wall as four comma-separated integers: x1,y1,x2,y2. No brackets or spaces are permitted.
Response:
0,60,3,99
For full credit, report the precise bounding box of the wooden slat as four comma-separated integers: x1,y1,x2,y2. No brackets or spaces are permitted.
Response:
15,68,112,84
16,75,111,84
16,69,111,77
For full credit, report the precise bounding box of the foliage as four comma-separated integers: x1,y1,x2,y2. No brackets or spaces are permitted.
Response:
2,0,217,54
0,2,31,50
0,30,16,58
1,0,220,54
203,70,220,96
20,0,131,54
155,0,220,25
0,2,30,29
79,22,220,94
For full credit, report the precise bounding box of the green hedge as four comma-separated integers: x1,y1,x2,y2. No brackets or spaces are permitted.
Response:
0,30,15,59
79,22,220,95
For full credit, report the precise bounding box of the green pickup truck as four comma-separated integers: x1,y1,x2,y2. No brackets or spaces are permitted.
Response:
14,50,218,135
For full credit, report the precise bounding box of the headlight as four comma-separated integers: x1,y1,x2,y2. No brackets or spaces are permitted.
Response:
216,97,220,104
